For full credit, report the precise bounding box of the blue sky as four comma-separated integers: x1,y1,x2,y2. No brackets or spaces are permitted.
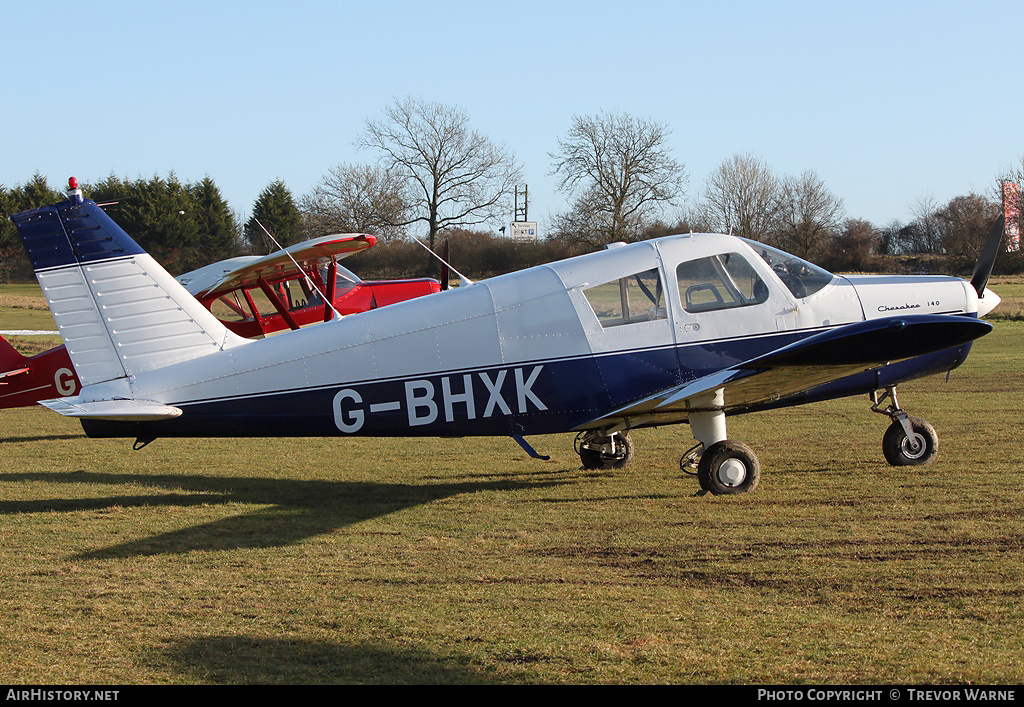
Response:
3,0,1021,238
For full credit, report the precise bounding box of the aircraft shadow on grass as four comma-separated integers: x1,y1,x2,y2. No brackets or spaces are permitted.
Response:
0,434,88,444
0,470,573,559
163,635,505,685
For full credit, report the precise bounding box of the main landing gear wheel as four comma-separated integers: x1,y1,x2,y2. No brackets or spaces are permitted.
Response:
697,440,761,495
576,431,634,470
882,416,937,466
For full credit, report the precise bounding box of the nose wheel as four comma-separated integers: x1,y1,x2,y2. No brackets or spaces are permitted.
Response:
872,388,938,466
882,416,937,466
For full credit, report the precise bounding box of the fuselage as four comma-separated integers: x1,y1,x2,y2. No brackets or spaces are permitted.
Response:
77,234,985,440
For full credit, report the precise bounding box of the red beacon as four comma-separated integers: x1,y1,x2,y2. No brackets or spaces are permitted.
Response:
67,176,83,204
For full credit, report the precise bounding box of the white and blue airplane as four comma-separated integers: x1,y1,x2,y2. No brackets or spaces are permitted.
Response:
10,180,1003,494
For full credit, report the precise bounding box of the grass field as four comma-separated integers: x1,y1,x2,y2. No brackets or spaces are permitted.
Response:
0,286,1022,684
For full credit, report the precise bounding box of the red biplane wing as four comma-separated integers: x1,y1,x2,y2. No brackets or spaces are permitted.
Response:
177,233,376,299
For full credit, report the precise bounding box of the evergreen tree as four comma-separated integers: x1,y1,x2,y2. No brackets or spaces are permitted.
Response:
1,172,241,280
191,176,240,264
0,174,63,282
0,183,20,283
18,173,63,207
110,174,200,274
245,180,302,253
86,174,240,274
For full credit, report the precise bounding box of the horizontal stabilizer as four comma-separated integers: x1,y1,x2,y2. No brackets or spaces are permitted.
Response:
0,366,30,380
582,315,992,428
38,397,183,421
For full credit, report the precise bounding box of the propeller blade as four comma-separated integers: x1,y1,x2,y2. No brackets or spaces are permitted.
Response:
970,215,1004,297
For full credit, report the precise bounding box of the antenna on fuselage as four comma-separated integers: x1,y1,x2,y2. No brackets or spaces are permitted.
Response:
254,219,342,321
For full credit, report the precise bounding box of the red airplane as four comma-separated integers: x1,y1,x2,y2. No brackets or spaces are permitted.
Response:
1,232,442,409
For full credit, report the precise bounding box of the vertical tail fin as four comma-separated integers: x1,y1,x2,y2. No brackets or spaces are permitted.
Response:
0,336,30,377
10,183,245,388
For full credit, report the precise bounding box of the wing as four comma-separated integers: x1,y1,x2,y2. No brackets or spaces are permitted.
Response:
176,233,376,298
580,314,992,429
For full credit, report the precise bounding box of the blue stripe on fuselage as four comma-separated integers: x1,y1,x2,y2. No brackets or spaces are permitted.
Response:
78,326,973,440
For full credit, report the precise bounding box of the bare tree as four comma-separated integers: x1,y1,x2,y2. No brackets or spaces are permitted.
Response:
909,194,943,254
548,185,617,247
549,111,687,247
301,163,410,243
995,154,1024,195
697,153,782,241
774,170,845,259
935,193,1000,261
357,97,522,251
830,217,879,270
877,219,906,255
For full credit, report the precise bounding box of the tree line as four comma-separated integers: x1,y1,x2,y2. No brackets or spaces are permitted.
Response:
2,97,1022,283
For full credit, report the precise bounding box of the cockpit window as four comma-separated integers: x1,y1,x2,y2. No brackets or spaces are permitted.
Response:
584,268,667,327
676,253,768,313
740,238,834,299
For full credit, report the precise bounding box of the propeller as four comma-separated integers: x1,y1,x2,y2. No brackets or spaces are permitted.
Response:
969,215,1004,297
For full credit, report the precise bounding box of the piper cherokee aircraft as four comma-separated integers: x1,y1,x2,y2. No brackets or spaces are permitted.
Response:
0,207,440,409
9,180,1003,494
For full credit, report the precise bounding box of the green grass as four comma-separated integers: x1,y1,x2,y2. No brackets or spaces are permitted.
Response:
0,283,57,335
0,290,1022,683
989,276,1024,320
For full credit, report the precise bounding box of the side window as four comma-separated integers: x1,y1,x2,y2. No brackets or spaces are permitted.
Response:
285,279,323,311
740,239,834,299
677,253,768,313
583,268,667,328
210,291,255,323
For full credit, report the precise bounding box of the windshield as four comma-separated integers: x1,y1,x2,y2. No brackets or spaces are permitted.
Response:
740,238,834,299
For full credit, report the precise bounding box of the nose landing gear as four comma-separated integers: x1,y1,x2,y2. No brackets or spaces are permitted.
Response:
871,387,938,466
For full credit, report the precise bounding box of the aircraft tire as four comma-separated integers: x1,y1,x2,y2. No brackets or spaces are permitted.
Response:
578,431,633,470
697,440,760,494
882,416,937,466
